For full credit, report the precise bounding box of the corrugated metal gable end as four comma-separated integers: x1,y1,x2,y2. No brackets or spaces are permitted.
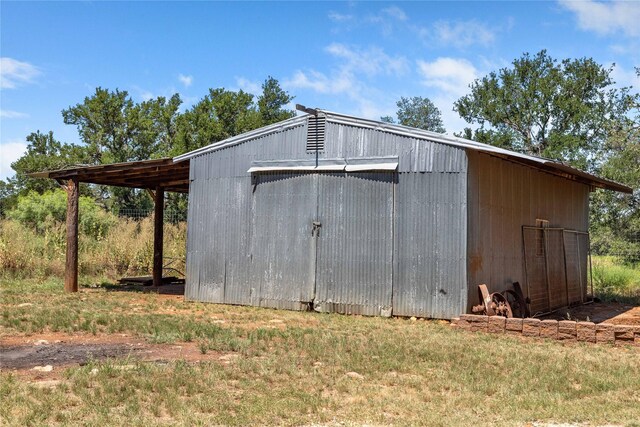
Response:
174,110,630,193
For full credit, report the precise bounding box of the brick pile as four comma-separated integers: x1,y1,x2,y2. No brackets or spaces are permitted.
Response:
451,314,640,346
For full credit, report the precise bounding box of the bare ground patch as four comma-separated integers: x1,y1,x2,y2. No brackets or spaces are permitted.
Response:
0,332,227,376
539,301,640,324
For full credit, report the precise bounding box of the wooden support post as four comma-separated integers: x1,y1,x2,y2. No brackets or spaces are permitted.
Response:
153,187,165,287
64,178,79,293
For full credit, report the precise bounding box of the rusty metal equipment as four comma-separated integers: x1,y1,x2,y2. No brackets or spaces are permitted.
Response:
503,282,530,318
472,282,529,318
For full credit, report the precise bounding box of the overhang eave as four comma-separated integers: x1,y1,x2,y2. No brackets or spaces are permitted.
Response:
28,158,190,193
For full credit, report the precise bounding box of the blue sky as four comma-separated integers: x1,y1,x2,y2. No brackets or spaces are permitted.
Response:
1,1,639,180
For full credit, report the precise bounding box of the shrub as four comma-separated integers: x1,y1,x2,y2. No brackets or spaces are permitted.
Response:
592,256,640,303
7,189,117,239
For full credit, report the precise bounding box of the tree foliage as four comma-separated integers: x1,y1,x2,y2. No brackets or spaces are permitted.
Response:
590,69,640,258
258,76,295,125
454,50,634,170
382,96,446,133
7,189,117,238
1,76,294,214
0,131,91,213
173,78,294,156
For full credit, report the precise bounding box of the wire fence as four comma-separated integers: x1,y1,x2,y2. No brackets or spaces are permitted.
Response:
114,208,187,223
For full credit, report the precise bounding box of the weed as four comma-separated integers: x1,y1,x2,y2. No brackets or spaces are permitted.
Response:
592,256,640,304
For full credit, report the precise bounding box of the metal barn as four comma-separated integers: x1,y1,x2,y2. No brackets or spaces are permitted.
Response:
174,109,630,319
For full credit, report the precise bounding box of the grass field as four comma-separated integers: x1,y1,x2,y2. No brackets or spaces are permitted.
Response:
592,256,640,304
1,277,640,426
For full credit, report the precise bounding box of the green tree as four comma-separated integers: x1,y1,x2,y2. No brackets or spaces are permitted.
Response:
62,88,182,164
62,88,183,211
173,78,294,156
257,76,295,125
381,96,446,133
454,50,634,170
590,72,640,258
0,131,91,214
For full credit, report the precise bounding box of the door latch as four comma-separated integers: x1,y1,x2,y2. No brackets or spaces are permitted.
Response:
312,221,322,237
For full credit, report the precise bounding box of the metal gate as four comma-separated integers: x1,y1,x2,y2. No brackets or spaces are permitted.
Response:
522,227,592,315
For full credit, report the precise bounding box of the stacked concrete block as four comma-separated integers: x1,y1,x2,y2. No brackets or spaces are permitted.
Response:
505,318,523,335
557,320,577,341
539,320,558,339
577,322,597,343
459,314,489,332
488,316,506,334
596,323,615,344
614,325,635,345
522,318,540,337
449,314,638,347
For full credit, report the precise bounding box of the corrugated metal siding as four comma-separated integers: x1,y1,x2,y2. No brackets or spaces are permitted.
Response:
314,172,395,316
393,171,468,319
185,116,470,318
324,122,467,173
466,151,590,314
250,172,316,311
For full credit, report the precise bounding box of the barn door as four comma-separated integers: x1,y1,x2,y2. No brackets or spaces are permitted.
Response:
250,172,317,310
313,172,395,316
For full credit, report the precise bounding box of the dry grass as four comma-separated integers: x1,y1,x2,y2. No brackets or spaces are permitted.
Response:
0,217,186,281
1,278,640,426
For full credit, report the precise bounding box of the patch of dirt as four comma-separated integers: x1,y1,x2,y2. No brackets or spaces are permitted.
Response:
0,332,230,378
540,302,640,325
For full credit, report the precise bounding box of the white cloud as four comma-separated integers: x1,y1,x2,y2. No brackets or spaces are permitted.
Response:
0,110,29,119
325,43,409,77
382,6,407,21
178,73,193,87
0,58,41,89
417,57,478,97
363,5,409,36
416,57,481,133
435,21,496,48
0,140,28,180
415,20,496,48
610,64,640,91
328,11,353,22
286,69,353,95
286,44,408,119
235,77,261,96
559,0,640,37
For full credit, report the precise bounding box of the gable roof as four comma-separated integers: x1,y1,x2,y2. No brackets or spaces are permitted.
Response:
173,109,632,194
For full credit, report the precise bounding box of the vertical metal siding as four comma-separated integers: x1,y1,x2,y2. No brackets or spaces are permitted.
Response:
466,151,590,312
314,172,395,316
393,171,468,319
249,172,316,311
185,117,469,318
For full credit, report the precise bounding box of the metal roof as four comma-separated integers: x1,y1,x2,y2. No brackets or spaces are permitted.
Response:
28,158,190,193
173,109,632,194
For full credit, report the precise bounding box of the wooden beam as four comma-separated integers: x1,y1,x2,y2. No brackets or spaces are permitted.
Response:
153,187,165,287
64,178,79,293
